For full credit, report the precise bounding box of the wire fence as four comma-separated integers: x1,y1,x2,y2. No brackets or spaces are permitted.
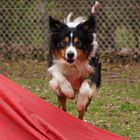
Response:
0,0,140,62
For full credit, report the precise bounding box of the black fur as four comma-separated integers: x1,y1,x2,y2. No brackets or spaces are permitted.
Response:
48,16,95,55
89,53,101,88
48,15,101,87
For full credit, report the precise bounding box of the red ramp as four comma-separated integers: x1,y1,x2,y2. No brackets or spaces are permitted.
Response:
0,75,129,140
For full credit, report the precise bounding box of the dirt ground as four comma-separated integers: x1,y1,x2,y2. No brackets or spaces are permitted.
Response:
1,60,139,83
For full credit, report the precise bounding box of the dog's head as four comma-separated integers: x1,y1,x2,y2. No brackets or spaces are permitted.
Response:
49,13,96,64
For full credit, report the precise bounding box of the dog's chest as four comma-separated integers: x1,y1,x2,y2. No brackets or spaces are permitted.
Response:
62,62,93,90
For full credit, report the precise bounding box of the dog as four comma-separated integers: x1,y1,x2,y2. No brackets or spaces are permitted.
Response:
48,12,101,120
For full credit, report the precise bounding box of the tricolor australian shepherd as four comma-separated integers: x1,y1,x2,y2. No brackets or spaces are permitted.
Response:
48,12,101,119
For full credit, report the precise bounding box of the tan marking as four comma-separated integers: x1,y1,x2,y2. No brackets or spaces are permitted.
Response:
55,50,63,59
54,47,69,59
74,37,79,43
64,37,69,43
77,49,88,62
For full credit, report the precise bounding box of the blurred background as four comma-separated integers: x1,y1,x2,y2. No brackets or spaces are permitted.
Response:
0,0,140,61
0,0,140,139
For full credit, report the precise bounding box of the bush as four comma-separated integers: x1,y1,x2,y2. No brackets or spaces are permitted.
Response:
114,26,136,48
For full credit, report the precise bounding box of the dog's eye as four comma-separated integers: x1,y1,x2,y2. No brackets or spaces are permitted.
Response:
60,41,67,47
76,42,82,48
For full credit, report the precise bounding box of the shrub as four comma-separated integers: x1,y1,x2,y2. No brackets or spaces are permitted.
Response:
114,26,136,48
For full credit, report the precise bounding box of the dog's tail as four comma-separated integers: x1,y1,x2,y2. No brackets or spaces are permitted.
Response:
63,12,87,27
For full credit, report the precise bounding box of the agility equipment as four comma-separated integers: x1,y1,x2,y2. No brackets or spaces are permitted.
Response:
0,75,128,140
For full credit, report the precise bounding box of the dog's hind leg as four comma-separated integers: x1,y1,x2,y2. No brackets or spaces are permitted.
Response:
57,93,67,112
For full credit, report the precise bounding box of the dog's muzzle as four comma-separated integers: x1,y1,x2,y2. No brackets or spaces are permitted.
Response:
65,46,78,63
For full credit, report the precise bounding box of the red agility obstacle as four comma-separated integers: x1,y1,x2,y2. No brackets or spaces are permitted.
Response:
0,75,128,140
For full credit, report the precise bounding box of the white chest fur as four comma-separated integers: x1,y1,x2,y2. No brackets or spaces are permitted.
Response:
48,60,94,90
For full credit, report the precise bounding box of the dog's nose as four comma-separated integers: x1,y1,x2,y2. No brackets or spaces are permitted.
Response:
67,51,74,59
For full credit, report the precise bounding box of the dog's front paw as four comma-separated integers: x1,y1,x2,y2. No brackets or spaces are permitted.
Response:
49,78,61,96
48,66,75,99
59,80,75,99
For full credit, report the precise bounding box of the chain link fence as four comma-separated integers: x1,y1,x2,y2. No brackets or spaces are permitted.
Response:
0,0,140,62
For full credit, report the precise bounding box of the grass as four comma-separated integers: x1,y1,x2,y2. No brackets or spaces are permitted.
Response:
1,60,140,140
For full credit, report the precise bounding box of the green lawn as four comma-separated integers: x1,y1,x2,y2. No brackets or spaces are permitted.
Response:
1,60,140,140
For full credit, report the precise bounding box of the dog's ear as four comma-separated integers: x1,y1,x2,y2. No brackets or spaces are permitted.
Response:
77,15,96,33
49,16,65,32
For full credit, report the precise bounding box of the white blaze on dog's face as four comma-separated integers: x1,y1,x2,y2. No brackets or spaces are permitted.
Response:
64,32,78,63
49,13,96,64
